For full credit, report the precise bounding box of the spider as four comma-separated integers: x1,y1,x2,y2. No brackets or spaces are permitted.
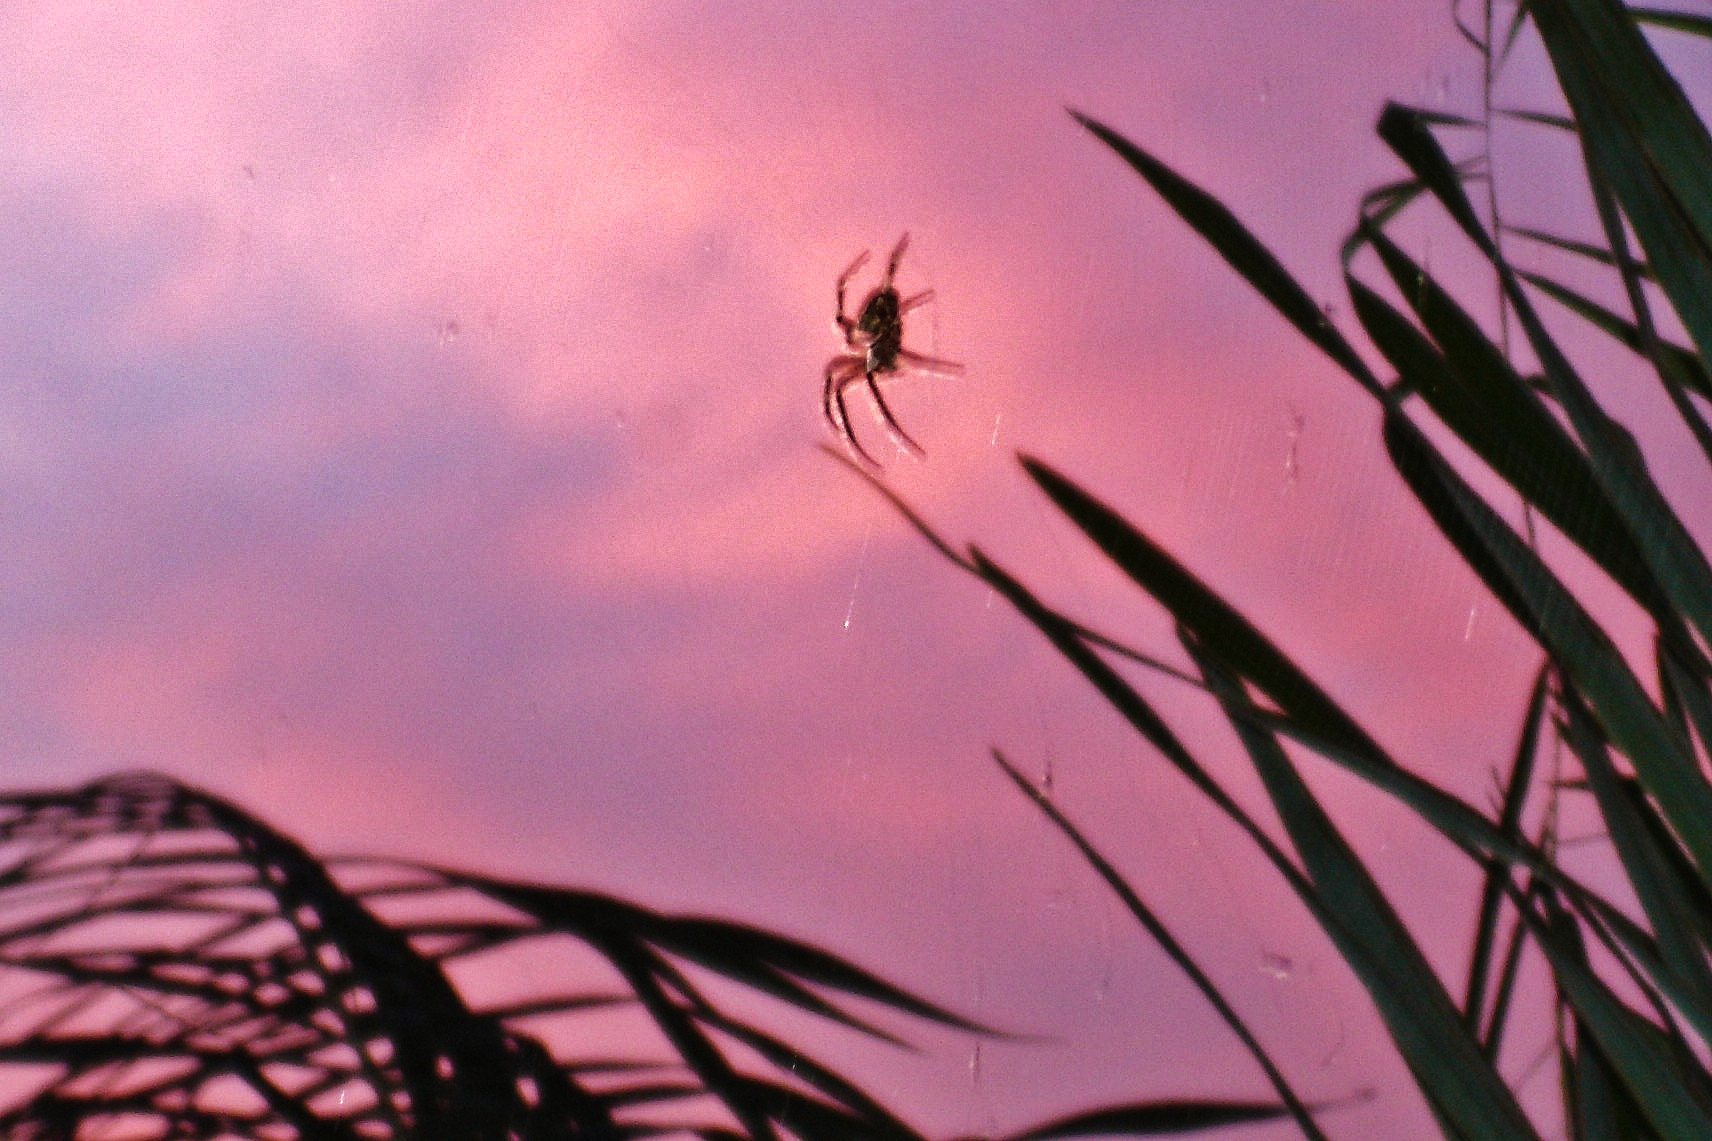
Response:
823,232,963,466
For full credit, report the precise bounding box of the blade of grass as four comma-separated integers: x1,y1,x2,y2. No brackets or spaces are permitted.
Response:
1186,634,1538,1140
971,547,1558,1126
1496,108,1577,131
1516,887,1712,1141
1070,102,1712,671
999,1096,1367,1141
968,549,1331,902
1481,882,1536,1059
1376,99,1712,697
1504,225,1654,279
694,1010,928,1141
449,874,986,1036
991,750,1332,1141
1372,103,1499,258
1568,1010,1665,1141
1531,0,1712,365
1464,665,1549,1033
1345,257,1682,631
1464,15,1712,654
1555,688,1712,1043
1020,453,1561,875
600,941,784,1141
1068,109,1385,397
1516,270,1710,403
1631,7,1712,38
1576,127,1712,470
830,446,1560,911
1008,457,1678,1015
1343,174,1432,263
820,444,1199,688
1380,407,1712,890
1658,649,1712,777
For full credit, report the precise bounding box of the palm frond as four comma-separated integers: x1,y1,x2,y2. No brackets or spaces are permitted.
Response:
0,773,970,1141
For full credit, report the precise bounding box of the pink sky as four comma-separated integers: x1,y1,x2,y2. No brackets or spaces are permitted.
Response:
2,2,1670,1137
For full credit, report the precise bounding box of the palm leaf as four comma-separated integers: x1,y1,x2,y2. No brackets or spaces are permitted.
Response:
0,774,978,1141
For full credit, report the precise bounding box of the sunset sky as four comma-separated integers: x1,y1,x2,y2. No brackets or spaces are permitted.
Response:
2,2,1679,1136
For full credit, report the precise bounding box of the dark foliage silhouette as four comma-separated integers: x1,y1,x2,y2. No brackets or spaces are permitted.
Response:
0,772,979,1141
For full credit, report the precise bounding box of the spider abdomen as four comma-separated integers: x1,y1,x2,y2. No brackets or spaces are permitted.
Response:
859,289,903,372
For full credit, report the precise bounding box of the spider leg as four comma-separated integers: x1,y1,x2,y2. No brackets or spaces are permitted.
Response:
824,357,863,436
884,233,910,281
896,347,964,375
835,370,882,467
824,360,847,437
898,288,935,316
837,249,871,286
835,252,871,342
836,252,869,319
864,370,925,458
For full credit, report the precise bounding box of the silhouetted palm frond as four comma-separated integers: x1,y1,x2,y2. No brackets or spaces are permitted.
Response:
0,772,974,1141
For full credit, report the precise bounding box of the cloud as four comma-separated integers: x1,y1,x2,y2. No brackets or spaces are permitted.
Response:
0,4,1564,1134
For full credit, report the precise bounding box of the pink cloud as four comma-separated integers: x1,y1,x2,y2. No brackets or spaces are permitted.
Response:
3,2,1649,1135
